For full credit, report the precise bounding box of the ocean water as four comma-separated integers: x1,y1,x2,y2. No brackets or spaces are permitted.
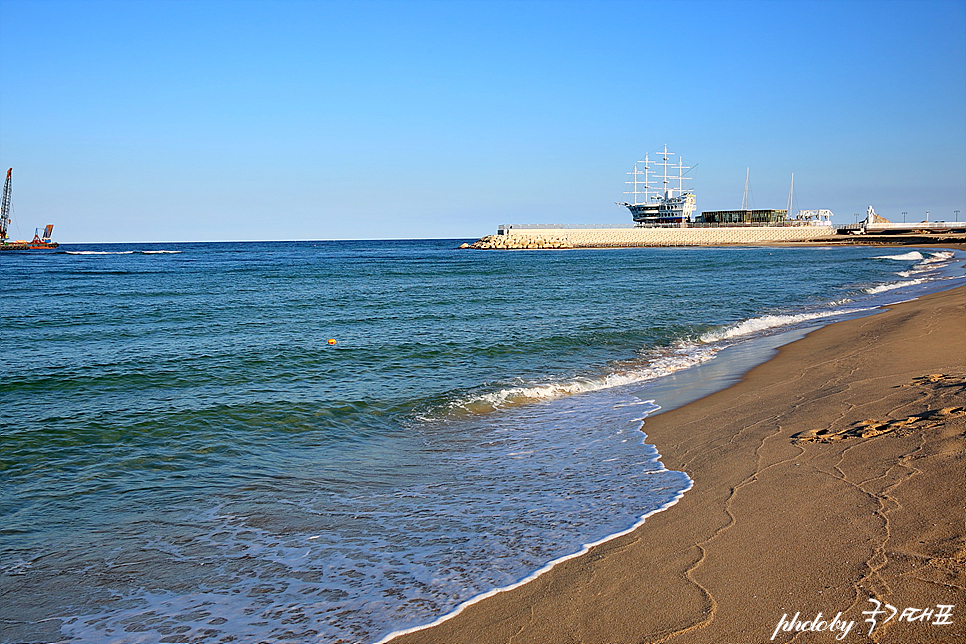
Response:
2,241,963,644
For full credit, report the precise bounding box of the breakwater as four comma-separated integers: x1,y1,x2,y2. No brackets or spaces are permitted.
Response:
464,225,838,249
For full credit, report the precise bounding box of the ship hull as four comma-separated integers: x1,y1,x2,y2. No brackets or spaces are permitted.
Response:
0,241,59,251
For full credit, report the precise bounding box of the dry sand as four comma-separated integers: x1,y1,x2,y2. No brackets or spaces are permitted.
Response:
390,282,965,644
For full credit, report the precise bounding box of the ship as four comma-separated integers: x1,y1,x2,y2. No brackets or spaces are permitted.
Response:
617,148,833,228
616,145,697,226
0,168,59,250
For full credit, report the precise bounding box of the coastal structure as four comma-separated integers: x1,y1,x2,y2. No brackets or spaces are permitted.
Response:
466,223,837,249
699,209,788,224
0,168,58,251
838,205,966,235
465,151,838,249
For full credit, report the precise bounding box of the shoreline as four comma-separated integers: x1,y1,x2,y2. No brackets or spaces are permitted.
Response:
389,277,966,643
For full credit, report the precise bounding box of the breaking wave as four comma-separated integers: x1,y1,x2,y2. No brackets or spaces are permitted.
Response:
918,250,955,264
699,308,871,343
65,250,136,255
873,251,925,261
864,278,928,294
435,344,719,417
67,250,182,255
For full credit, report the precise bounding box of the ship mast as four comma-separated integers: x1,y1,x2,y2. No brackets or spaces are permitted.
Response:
644,154,651,202
786,173,795,218
741,167,750,210
624,154,653,205
626,162,641,205
654,144,673,198
654,145,692,198
663,144,670,197
1,168,12,241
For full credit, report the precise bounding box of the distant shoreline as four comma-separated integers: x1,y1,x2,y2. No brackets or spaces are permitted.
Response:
44,232,966,247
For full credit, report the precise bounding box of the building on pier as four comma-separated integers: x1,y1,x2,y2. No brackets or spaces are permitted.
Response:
698,209,788,225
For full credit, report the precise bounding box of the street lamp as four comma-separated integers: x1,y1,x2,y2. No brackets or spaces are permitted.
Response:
902,211,907,223
956,210,961,222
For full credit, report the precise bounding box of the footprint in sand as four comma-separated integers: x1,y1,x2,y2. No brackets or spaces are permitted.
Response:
793,374,966,443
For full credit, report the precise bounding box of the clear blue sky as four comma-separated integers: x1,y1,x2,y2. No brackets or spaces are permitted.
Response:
1,0,964,242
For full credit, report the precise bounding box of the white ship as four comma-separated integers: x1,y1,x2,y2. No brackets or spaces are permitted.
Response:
616,145,696,226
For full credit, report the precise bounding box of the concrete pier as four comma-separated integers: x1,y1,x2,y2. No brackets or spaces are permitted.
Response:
465,224,838,249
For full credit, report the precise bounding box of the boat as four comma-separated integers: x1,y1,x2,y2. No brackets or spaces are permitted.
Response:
617,150,833,228
0,168,59,250
616,145,696,226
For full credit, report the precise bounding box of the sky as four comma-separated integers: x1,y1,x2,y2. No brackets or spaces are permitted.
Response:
1,0,964,243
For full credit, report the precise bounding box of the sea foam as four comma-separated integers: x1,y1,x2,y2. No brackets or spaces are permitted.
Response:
698,307,872,343
65,250,136,255
439,344,719,416
864,278,928,294
66,249,181,255
873,251,925,260
59,388,689,644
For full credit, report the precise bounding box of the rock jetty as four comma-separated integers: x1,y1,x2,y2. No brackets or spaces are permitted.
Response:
463,234,573,250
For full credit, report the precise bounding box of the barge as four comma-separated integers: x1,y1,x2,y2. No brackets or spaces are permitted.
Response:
0,169,59,251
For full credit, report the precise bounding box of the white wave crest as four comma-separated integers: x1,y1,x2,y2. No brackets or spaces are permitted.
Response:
896,251,955,277
919,251,954,264
142,250,182,254
873,251,924,261
65,250,135,255
699,309,862,343
874,251,926,261
443,346,719,415
863,278,927,294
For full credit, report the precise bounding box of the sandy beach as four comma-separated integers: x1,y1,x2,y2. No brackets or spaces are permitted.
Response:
390,280,965,643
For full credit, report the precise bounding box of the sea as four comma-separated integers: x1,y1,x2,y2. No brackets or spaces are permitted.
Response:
2,240,963,644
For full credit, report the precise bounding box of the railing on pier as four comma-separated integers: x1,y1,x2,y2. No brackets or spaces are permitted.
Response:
837,221,966,234
498,221,835,234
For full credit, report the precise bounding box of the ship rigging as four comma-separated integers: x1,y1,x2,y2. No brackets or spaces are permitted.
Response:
616,145,697,226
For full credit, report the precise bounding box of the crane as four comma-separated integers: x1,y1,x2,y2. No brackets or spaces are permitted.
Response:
1,168,12,241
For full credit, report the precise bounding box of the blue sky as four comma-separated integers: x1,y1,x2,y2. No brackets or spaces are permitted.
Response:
1,0,964,242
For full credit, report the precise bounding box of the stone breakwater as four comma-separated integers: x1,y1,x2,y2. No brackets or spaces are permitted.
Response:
462,226,838,249
464,234,574,250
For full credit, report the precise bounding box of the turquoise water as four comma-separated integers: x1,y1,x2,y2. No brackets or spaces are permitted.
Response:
2,241,963,643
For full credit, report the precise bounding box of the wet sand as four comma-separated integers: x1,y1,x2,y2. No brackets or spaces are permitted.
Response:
389,282,966,644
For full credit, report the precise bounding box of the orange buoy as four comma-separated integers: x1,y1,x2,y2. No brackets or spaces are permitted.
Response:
328,338,337,345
